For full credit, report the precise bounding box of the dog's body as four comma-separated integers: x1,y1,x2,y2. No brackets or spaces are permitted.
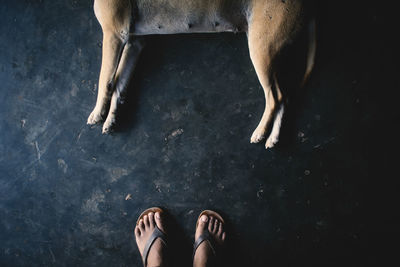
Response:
87,0,315,148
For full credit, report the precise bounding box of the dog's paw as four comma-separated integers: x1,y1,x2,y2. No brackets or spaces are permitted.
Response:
87,109,103,125
102,117,115,134
265,134,278,149
250,128,266,143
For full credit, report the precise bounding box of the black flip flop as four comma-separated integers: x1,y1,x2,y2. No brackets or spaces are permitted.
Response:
136,207,167,267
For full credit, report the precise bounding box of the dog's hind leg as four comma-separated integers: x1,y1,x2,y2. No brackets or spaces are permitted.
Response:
247,0,301,148
87,0,131,125
87,31,124,125
266,103,284,148
248,25,283,146
102,37,145,133
265,75,285,148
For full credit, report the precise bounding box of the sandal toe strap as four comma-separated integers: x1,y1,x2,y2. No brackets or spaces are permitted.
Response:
193,230,216,259
142,226,167,267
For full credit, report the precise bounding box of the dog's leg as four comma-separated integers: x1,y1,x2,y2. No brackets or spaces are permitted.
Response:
247,0,300,148
88,0,132,125
248,26,283,146
265,75,285,148
265,103,284,148
87,31,124,125
102,37,145,133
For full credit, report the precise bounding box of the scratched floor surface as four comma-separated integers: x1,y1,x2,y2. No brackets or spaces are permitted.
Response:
0,1,399,266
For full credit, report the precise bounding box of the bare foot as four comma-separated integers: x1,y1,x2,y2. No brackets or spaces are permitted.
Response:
193,212,226,267
134,211,167,267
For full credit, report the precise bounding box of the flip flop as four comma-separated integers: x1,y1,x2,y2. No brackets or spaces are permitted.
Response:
193,210,225,261
135,207,167,267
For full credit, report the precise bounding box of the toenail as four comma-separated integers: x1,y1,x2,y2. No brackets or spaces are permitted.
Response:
201,215,208,222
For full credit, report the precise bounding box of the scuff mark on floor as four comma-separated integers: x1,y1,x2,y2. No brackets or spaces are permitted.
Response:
58,159,68,173
165,128,184,141
34,141,41,161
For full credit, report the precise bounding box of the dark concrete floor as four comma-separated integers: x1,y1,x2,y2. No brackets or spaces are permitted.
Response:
1,1,399,266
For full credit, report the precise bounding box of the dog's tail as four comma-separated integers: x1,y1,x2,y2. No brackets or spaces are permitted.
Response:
301,18,316,87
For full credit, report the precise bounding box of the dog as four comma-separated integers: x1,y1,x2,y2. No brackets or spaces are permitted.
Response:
87,0,316,149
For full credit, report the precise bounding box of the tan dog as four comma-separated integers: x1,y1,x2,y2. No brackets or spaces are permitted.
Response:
87,0,316,149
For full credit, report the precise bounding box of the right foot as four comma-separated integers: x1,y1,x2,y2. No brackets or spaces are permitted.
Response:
193,211,226,267
134,210,167,267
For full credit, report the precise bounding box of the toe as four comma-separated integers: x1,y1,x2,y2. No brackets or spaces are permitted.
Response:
143,215,150,227
213,218,219,234
222,232,226,241
200,215,208,224
139,219,145,232
195,215,208,239
148,212,155,228
134,226,141,238
208,217,214,232
217,222,223,236
154,212,165,233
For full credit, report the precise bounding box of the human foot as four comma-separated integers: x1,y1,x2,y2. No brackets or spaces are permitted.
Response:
193,210,226,267
134,208,167,267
